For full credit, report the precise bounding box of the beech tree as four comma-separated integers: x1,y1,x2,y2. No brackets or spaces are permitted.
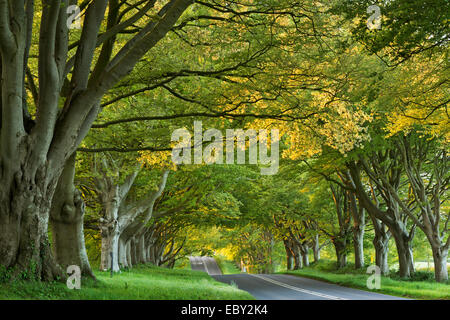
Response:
50,153,95,278
395,135,449,282
116,169,169,269
347,156,417,278
0,0,192,280
90,157,169,271
1,0,313,280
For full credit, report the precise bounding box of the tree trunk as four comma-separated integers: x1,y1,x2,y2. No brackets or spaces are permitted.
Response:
0,0,193,282
100,229,120,272
137,233,147,264
287,255,294,270
391,223,414,278
283,240,294,270
130,237,137,266
50,153,95,279
293,247,302,270
118,237,129,269
351,202,365,269
126,240,133,268
312,234,321,263
148,245,155,265
337,251,347,269
0,165,63,280
431,246,448,282
370,215,390,275
333,239,347,269
373,233,390,275
300,243,309,267
353,225,365,269
98,183,121,272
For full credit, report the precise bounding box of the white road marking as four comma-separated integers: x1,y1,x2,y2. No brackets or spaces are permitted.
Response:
251,274,347,300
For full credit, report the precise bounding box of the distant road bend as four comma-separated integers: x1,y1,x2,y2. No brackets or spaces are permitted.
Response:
189,256,408,300
189,256,223,275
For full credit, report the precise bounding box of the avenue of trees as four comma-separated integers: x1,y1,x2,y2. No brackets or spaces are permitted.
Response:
0,0,448,284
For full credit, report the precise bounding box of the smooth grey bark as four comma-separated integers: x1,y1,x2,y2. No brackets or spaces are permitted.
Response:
347,161,416,278
351,196,365,269
100,226,120,272
50,153,95,279
371,216,391,275
0,0,192,280
283,239,295,270
286,224,311,270
312,234,321,263
126,240,132,268
390,222,415,278
99,185,121,272
137,233,147,264
337,172,365,269
396,137,449,282
144,221,186,268
293,247,302,270
299,243,310,267
287,255,294,270
332,238,348,269
118,237,129,269
0,0,63,280
130,236,137,266
431,246,449,282
325,183,352,269
97,168,140,271
117,170,169,268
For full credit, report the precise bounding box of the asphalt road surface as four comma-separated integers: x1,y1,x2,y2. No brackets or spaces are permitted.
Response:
189,256,223,275
189,256,408,300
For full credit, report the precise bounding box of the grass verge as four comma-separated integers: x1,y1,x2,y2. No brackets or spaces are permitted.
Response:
0,264,254,300
285,260,450,300
214,256,242,275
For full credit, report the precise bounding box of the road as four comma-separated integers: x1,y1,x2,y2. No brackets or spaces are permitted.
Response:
189,256,408,300
189,256,223,275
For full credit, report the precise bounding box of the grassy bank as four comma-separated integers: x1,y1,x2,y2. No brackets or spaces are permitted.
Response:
0,264,253,300
285,260,450,300
214,256,242,275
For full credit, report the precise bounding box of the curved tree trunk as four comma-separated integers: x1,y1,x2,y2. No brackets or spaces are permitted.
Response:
137,233,147,264
293,247,302,270
373,233,390,275
350,195,365,269
118,237,129,269
0,0,192,282
431,246,448,282
353,226,365,269
126,240,133,268
113,170,169,268
283,239,294,270
0,158,63,281
99,185,121,272
312,234,321,263
100,228,120,272
300,243,310,267
347,161,414,278
130,236,138,266
371,216,390,275
332,238,348,269
96,167,140,271
390,223,415,278
50,153,95,279
287,255,294,270
0,193,62,281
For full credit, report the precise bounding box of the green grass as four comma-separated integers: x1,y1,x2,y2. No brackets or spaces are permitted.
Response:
285,260,450,300
0,264,254,300
214,256,242,275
